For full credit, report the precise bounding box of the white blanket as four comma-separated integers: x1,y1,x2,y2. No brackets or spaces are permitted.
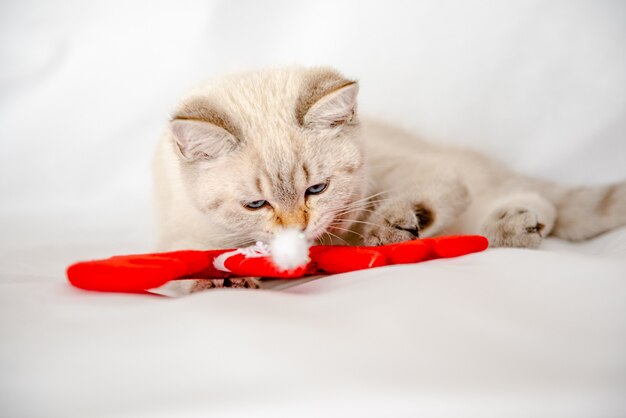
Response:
1,1,625,417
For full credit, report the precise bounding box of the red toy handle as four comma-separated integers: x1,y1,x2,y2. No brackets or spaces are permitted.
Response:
67,250,229,293
311,236,488,273
67,235,488,293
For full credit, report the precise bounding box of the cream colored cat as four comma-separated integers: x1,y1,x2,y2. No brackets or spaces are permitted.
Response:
154,66,626,270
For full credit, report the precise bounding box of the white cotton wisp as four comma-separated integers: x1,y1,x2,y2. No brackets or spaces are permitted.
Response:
269,228,311,271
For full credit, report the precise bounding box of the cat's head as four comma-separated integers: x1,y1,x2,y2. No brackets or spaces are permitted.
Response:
169,67,366,245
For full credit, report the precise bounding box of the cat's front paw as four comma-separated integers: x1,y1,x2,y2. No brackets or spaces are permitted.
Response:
482,207,544,248
191,277,261,291
361,201,434,246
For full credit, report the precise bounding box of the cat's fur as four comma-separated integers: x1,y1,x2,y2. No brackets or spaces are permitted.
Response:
154,66,626,263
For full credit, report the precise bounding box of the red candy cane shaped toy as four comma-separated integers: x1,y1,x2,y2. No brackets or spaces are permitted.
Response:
67,235,488,294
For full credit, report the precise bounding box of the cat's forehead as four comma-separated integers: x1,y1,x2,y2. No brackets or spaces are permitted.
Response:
178,66,352,132
251,145,311,204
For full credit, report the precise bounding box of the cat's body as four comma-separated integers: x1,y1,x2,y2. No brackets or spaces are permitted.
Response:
154,66,626,261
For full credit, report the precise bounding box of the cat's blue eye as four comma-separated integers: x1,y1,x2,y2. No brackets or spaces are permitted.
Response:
306,182,328,195
244,200,268,210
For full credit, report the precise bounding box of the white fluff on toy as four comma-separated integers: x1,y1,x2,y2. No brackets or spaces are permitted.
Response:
269,228,311,271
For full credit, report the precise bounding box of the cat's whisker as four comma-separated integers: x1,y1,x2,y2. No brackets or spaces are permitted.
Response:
334,208,376,217
336,218,385,228
331,225,364,239
221,241,254,249
325,230,350,245
348,189,395,205
335,198,390,212
333,205,379,218
217,236,257,248
338,198,389,211
322,232,333,246
334,206,377,216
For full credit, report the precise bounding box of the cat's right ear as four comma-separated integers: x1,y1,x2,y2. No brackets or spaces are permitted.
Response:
302,82,359,129
170,119,237,161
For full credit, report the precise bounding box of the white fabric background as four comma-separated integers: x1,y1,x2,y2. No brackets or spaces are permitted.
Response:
1,1,625,417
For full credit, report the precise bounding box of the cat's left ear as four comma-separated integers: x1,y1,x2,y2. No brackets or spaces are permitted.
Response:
303,82,359,129
170,119,237,161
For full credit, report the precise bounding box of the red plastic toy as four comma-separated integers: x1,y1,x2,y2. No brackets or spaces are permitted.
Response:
67,235,488,294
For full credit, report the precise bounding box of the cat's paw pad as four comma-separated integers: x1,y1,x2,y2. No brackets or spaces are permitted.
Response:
190,277,260,292
483,207,545,248
228,277,261,289
362,202,434,246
